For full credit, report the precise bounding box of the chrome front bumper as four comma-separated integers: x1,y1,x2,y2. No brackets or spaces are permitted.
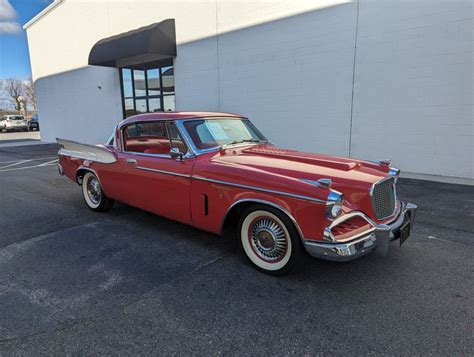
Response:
304,202,417,262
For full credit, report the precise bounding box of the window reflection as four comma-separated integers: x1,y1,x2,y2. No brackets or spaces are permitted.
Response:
147,69,160,96
120,62,175,118
163,95,175,111
135,99,147,114
124,98,135,117
122,69,133,97
148,98,161,112
133,70,146,97
161,66,174,94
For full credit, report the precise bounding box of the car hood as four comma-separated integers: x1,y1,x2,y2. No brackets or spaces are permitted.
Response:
198,144,392,213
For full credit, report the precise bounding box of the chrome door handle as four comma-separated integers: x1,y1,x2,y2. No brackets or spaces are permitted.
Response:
126,158,137,165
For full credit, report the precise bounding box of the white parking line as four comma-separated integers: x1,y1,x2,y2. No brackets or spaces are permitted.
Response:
0,160,32,169
0,159,58,173
0,156,57,165
37,159,59,167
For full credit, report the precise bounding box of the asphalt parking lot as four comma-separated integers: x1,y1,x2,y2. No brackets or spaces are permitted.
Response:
0,143,472,355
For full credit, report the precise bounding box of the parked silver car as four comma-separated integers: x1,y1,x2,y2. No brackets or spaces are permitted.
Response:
0,115,29,132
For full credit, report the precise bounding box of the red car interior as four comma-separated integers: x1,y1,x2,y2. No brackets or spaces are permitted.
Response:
124,135,187,155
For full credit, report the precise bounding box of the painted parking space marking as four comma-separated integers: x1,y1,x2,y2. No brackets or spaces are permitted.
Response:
0,156,57,165
0,157,59,173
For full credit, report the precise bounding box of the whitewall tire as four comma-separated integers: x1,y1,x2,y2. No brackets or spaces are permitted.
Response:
81,172,114,212
238,205,303,275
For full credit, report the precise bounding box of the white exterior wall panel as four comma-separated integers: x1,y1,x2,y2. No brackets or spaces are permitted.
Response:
351,0,473,179
25,0,473,180
216,1,357,156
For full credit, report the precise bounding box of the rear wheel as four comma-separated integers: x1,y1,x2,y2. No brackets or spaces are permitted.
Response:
238,205,303,275
82,172,114,212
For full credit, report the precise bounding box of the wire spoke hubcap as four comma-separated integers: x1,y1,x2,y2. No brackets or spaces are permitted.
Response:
249,217,288,262
87,177,102,205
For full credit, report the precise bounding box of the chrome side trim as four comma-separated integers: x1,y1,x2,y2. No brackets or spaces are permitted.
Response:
136,166,191,178
193,175,325,204
220,198,305,242
124,151,173,159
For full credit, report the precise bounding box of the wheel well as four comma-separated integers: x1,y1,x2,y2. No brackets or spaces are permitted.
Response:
221,201,256,236
221,200,302,240
76,168,93,185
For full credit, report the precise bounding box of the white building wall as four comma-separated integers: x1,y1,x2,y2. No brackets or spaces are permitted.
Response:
27,0,220,144
26,0,473,179
216,1,357,156
351,0,473,179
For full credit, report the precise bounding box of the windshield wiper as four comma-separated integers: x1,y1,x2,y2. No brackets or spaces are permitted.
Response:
228,139,261,145
221,139,267,148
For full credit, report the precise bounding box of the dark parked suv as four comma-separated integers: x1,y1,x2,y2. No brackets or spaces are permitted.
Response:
28,114,40,131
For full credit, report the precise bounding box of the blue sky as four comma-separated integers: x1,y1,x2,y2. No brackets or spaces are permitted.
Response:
0,0,53,79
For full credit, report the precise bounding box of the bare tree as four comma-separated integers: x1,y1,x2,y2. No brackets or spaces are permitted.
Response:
5,78,25,112
24,77,36,112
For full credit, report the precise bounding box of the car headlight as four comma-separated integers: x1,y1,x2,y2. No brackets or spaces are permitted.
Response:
326,190,344,220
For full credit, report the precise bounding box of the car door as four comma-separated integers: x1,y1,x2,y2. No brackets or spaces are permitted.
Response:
117,120,195,224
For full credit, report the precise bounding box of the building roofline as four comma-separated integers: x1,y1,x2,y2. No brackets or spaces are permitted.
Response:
23,0,65,30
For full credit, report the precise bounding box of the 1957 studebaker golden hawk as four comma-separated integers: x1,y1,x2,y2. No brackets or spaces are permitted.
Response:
58,112,417,275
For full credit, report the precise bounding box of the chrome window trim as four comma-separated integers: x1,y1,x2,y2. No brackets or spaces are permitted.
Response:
106,129,116,147
192,175,325,204
220,198,305,242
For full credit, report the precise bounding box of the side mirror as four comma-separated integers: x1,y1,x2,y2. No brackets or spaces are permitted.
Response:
169,147,184,161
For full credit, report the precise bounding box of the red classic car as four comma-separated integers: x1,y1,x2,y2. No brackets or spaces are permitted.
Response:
57,112,417,275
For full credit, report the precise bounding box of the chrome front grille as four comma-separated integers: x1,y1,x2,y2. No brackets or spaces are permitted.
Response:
371,177,396,220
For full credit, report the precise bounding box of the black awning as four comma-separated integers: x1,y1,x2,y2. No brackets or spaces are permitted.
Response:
88,19,176,69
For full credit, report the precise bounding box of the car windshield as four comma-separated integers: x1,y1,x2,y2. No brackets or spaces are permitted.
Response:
182,118,266,151
12,116,23,120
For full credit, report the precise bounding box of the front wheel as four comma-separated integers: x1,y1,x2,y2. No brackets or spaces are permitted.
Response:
82,172,114,212
238,205,304,275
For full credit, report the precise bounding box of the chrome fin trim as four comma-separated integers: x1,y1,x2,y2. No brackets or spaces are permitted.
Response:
57,138,117,164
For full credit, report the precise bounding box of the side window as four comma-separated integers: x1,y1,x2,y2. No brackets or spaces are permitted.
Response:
166,122,188,155
122,121,169,155
122,121,188,156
